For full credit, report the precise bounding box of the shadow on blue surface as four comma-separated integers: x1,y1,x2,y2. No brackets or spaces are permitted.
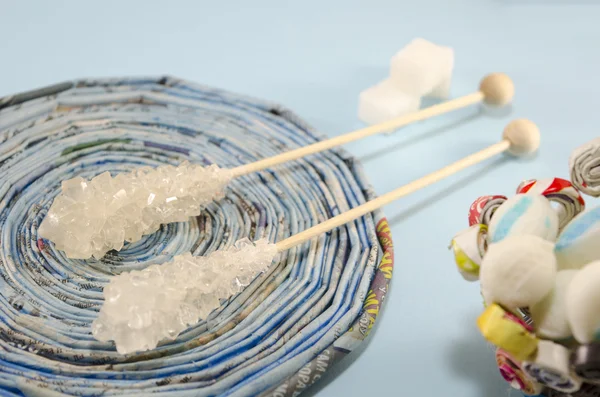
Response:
357,111,484,164
387,156,509,227
444,311,523,397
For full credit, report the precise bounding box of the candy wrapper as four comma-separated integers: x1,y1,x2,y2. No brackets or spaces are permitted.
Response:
496,349,544,395
468,195,507,226
569,137,600,197
449,224,487,281
517,178,585,230
522,340,582,393
477,304,538,361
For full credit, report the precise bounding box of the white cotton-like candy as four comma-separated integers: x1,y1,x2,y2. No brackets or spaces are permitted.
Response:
530,269,577,340
91,238,278,354
389,38,454,98
38,162,233,259
487,194,559,244
358,79,421,125
566,261,600,344
480,234,557,309
555,205,600,270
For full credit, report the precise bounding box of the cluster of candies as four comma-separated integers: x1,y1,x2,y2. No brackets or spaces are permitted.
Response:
451,176,600,397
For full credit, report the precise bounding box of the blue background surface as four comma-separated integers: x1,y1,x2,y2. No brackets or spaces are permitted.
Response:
1,1,600,396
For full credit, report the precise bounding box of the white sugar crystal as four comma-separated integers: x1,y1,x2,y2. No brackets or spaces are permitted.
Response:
91,238,278,354
358,79,421,125
389,38,454,98
38,162,233,259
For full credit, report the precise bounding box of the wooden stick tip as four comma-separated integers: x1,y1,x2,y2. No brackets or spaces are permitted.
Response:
502,119,540,156
480,73,515,107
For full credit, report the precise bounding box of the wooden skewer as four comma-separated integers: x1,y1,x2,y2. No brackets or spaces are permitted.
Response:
275,119,539,252
230,73,515,178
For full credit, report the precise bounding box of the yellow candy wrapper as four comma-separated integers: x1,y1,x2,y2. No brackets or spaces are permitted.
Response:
450,224,488,281
477,303,538,361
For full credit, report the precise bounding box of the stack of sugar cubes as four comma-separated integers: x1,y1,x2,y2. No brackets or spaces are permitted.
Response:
358,38,454,124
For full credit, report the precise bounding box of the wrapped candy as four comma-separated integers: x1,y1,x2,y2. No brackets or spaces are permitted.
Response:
468,195,507,226
522,340,582,393
545,384,600,397
517,177,585,230
516,307,535,330
569,137,600,197
571,342,600,385
477,303,538,361
487,194,559,244
496,349,544,395
449,224,487,281
555,206,600,270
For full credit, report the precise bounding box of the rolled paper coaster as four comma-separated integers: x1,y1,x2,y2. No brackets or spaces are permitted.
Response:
517,178,585,230
571,342,600,385
570,137,600,197
450,224,488,281
522,340,582,393
496,349,544,395
0,77,392,395
468,195,507,226
487,194,559,244
555,206,600,270
477,303,538,361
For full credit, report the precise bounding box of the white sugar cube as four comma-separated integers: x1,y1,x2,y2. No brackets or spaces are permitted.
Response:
390,38,454,98
428,46,454,98
358,79,421,125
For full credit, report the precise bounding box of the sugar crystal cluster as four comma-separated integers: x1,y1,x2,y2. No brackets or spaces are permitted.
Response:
358,38,454,126
38,162,233,259
92,238,278,354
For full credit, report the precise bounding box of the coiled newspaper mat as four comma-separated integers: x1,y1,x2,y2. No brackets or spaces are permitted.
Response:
0,76,393,396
